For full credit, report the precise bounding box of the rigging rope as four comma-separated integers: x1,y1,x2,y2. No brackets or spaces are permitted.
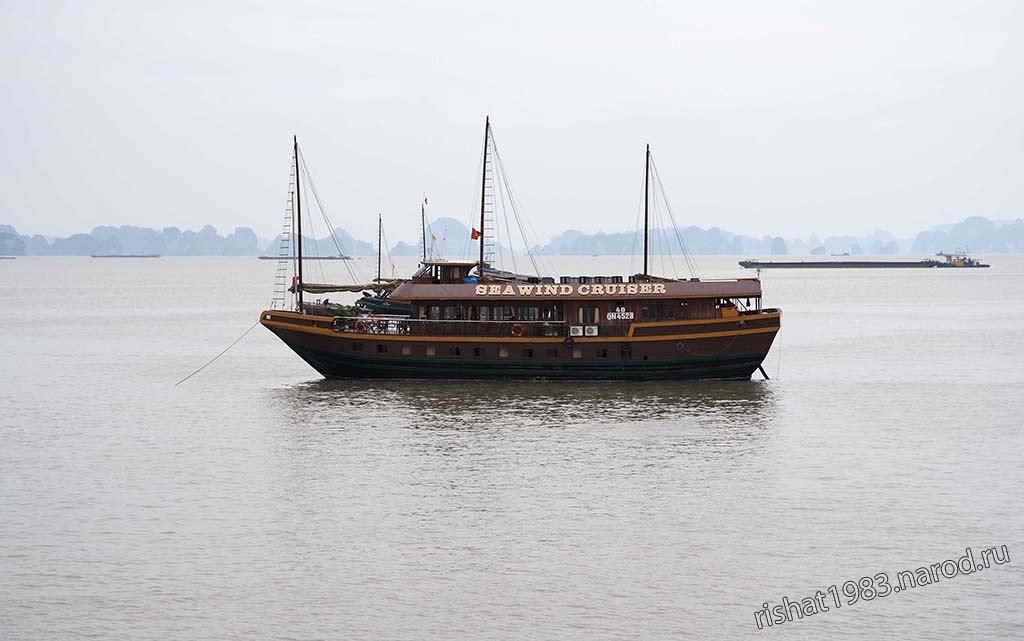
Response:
380,221,396,279
649,156,701,279
494,162,517,275
297,148,365,284
489,129,543,277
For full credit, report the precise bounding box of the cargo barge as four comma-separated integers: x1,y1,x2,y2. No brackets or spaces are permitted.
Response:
739,253,988,269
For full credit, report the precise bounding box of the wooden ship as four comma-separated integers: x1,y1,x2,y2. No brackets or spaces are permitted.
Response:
260,121,781,380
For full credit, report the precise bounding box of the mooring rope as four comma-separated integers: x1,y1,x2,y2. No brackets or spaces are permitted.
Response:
175,320,261,386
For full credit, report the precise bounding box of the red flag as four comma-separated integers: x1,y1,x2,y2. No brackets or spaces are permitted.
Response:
471,228,482,240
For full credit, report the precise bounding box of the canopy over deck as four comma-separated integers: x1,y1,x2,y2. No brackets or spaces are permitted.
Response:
291,280,402,295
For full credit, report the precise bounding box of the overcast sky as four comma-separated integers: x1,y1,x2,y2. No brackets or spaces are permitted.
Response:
2,0,1022,243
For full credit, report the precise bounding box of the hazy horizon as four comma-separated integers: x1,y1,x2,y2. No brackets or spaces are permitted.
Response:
3,1,1022,244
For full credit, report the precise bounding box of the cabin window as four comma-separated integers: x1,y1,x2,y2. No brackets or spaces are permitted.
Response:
546,348,559,358
578,307,599,324
518,306,540,321
640,304,657,321
499,348,509,359
572,349,583,359
478,306,490,321
449,346,461,356
494,306,513,321
352,342,363,351
661,303,675,319
542,304,563,321
426,346,436,356
596,348,608,358
429,305,441,320
401,345,411,355
377,344,387,353
444,305,460,320
473,347,483,357
523,348,534,358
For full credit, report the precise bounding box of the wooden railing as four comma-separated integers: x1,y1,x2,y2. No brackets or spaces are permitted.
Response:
331,317,567,338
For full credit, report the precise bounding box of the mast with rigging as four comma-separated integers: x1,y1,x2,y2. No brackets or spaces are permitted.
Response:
478,116,490,277
377,213,382,282
294,135,304,310
421,198,427,262
643,143,650,277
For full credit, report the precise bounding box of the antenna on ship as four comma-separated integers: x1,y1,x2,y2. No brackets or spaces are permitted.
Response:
643,143,650,277
294,135,304,311
478,115,490,278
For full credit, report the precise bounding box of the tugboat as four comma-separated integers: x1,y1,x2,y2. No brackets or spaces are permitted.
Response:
934,251,989,268
261,121,781,380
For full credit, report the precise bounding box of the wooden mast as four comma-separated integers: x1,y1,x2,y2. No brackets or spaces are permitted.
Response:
294,135,304,309
643,143,650,277
377,213,382,282
421,199,427,262
478,116,490,278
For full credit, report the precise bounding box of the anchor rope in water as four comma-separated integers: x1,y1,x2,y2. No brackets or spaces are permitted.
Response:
175,320,261,386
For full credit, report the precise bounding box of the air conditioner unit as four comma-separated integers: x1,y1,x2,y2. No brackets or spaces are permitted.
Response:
569,325,584,337
584,326,599,337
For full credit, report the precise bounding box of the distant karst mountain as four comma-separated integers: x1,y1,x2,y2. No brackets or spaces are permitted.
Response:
912,216,1024,253
4,215,1021,257
0,224,262,256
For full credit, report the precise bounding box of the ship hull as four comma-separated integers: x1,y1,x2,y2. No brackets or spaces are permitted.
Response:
261,311,780,381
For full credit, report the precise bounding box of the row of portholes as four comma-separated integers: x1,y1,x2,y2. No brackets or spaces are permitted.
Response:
422,345,585,359
352,342,650,361
355,342,588,359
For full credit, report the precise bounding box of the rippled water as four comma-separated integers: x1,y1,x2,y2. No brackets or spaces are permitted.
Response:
1,255,1022,640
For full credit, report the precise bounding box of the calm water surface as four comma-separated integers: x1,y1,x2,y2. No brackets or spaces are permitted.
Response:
1,255,1022,640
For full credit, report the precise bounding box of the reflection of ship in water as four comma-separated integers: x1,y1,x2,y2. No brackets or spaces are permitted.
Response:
275,377,780,431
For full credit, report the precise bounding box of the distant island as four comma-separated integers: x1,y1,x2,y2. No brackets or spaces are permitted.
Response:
2,216,1022,257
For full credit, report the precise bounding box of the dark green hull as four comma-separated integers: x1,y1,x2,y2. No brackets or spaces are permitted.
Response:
268,326,772,381
294,345,765,380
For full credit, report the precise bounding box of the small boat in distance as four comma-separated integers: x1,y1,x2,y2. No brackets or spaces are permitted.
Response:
90,254,161,258
739,253,989,269
258,254,351,260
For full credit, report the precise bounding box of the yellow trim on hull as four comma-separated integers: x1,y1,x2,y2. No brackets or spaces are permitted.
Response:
626,312,781,337
261,316,779,344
